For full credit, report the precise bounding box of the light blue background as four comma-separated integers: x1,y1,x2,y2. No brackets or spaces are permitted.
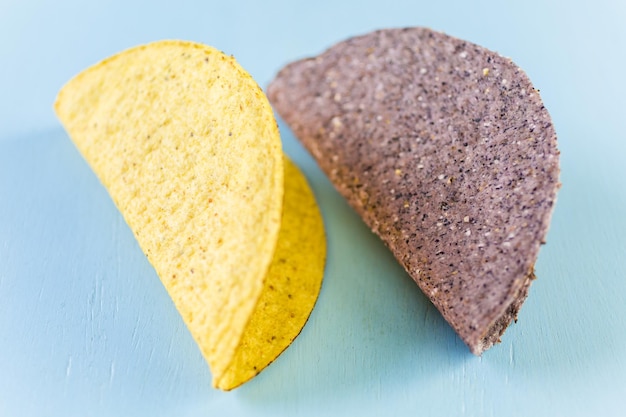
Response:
1,1,625,416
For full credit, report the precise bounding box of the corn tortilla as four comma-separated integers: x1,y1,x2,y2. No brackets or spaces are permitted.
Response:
55,40,324,388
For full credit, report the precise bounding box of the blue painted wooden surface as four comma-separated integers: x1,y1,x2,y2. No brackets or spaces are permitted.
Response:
1,1,625,415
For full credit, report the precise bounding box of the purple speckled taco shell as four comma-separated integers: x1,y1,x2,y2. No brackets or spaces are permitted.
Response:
268,27,560,354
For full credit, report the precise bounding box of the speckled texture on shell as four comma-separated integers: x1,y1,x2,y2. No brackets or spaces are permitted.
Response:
268,27,560,354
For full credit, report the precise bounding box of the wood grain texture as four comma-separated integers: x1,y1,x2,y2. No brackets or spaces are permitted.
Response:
1,126,625,417
1,0,626,415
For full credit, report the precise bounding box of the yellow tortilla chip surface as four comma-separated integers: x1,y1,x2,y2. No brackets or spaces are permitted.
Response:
217,157,326,390
55,41,291,386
